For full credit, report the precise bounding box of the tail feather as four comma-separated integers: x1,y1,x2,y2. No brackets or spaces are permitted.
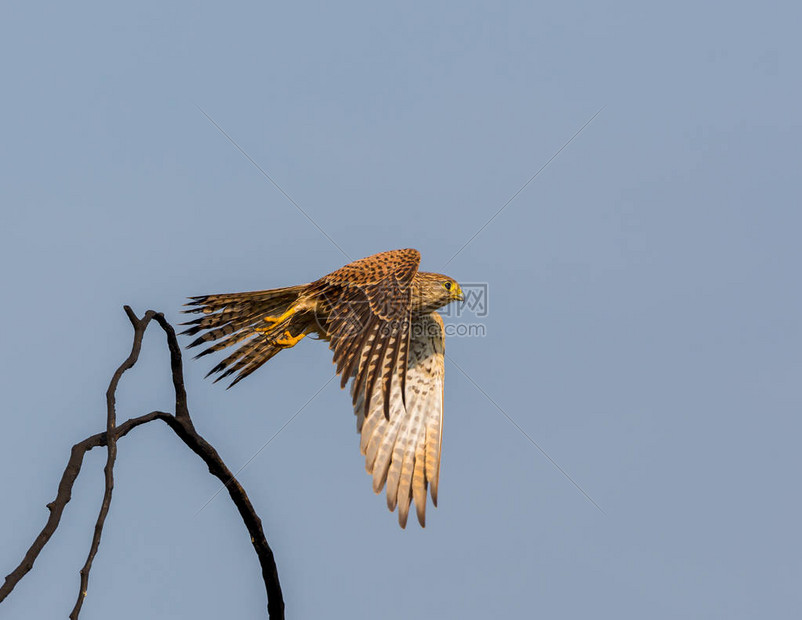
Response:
193,330,253,359
209,336,267,381
186,322,242,348
184,286,304,314
225,339,285,388
181,308,267,336
182,285,309,386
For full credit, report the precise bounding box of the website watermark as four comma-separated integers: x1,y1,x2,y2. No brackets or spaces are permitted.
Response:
443,322,486,337
442,283,488,318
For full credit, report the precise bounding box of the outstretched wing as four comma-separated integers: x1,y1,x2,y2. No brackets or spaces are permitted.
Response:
353,312,445,527
319,248,420,420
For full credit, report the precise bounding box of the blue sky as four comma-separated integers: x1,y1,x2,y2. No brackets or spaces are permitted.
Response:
1,2,801,618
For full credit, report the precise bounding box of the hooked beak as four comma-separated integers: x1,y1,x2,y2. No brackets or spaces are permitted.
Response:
455,285,464,302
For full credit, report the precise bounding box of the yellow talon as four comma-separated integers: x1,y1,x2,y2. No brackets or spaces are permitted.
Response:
274,330,306,348
254,306,297,333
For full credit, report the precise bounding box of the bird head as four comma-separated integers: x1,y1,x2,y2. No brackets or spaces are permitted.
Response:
413,272,464,312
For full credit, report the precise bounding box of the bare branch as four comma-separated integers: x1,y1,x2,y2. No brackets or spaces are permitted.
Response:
155,415,284,617
151,312,190,422
71,308,155,618
0,307,285,619
0,411,169,603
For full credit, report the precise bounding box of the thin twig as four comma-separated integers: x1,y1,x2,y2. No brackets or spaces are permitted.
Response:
70,308,155,618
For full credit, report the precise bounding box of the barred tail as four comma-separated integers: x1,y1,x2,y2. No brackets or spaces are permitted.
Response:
181,285,308,387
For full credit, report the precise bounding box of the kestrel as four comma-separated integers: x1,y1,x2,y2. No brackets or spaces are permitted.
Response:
181,249,463,527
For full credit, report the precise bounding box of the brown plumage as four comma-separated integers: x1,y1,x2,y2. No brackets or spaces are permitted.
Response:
182,249,463,527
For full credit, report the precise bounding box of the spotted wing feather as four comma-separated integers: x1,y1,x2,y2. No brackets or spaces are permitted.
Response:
323,249,420,420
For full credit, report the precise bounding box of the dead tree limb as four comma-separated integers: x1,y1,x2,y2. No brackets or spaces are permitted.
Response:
0,306,285,619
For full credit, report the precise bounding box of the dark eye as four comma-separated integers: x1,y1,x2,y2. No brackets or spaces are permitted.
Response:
444,281,452,291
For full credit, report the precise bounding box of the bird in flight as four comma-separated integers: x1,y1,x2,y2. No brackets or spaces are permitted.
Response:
181,249,463,528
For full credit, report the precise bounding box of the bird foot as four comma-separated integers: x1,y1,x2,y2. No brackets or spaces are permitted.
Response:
274,330,306,348
254,306,297,333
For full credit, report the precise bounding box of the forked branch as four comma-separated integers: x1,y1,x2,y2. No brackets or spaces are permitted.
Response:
0,307,284,619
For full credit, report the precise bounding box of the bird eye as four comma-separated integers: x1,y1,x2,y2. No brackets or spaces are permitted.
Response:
443,281,452,291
